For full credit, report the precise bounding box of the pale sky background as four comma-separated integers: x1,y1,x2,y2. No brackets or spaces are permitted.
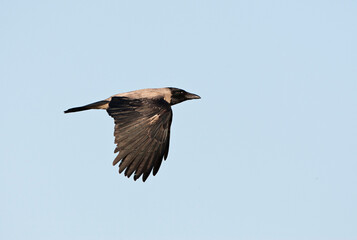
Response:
1,1,356,240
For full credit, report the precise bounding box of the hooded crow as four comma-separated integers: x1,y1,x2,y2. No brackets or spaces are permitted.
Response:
64,87,200,182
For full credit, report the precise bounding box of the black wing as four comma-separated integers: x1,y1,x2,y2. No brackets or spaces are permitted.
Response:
107,97,173,182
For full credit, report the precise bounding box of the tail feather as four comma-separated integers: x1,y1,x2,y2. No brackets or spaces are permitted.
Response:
64,100,109,113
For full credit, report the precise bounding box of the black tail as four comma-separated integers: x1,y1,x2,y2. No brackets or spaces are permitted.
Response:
64,100,109,113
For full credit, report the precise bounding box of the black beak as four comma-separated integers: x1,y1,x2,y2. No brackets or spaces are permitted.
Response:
185,92,201,100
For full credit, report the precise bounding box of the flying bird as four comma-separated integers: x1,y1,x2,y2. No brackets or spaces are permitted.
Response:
64,87,200,182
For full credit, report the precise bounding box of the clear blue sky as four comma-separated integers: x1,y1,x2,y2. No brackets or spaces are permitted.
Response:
1,1,356,239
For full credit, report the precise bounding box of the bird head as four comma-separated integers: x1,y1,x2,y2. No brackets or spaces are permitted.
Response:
168,88,201,105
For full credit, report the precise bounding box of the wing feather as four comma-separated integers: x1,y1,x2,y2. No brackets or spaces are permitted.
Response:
107,97,172,181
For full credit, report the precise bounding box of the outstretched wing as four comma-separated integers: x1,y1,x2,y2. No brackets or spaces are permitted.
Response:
107,97,173,182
